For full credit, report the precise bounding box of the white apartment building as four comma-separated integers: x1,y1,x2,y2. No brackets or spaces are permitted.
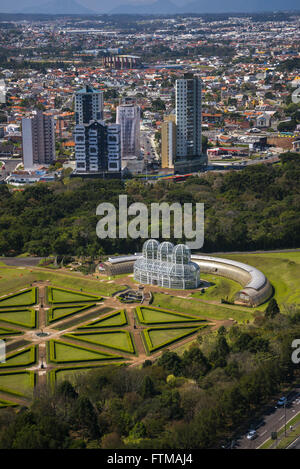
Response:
74,120,121,173
75,85,103,125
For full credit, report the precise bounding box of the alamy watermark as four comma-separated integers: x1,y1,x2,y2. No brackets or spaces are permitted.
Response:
292,86,300,105
0,79,6,104
291,339,300,365
96,195,204,249
0,339,5,363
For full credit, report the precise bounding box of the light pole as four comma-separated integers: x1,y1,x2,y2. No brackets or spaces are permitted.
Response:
284,402,287,437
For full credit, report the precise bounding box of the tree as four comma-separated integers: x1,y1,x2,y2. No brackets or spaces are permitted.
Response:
265,298,280,319
140,376,156,399
157,350,182,376
72,396,100,439
56,380,78,400
182,346,211,379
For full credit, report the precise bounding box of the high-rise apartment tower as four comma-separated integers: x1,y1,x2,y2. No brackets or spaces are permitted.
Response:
22,110,55,169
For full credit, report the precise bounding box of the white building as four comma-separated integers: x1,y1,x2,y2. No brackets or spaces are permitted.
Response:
74,120,121,173
116,102,140,163
75,85,103,125
74,85,120,174
22,111,55,170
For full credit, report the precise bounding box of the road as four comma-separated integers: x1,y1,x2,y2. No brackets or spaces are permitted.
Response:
0,158,22,177
141,130,159,165
237,387,300,449
288,435,300,449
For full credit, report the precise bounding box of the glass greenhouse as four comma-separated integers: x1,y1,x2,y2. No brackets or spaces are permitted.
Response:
134,240,200,289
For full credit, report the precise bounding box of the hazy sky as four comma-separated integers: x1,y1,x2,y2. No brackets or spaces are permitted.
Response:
0,0,187,13
0,0,298,13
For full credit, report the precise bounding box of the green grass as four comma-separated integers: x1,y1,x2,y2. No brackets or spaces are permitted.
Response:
47,304,96,324
48,364,123,389
0,308,36,328
0,346,36,369
0,266,118,297
152,293,252,322
0,326,22,337
49,365,112,385
259,412,300,449
65,330,135,354
192,274,240,302
48,339,123,363
0,371,35,397
224,252,300,310
78,310,128,329
0,399,18,408
276,414,300,449
48,287,102,304
143,325,205,353
136,306,206,325
0,288,37,308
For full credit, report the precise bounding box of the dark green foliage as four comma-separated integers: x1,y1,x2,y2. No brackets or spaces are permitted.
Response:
182,346,211,379
0,153,299,256
56,380,78,400
140,376,156,399
265,298,280,319
0,409,70,449
71,396,100,439
157,350,182,376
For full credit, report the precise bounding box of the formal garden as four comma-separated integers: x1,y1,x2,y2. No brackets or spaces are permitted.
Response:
0,250,299,409
0,281,214,406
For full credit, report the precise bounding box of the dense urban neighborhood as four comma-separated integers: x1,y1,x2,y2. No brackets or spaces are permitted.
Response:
0,9,299,453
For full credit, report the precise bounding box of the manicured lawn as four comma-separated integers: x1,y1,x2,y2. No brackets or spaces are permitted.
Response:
0,288,37,308
136,306,205,325
48,287,102,304
51,365,109,384
147,327,200,347
0,266,118,297
143,325,205,353
0,371,35,396
152,293,252,322
0,346,36,369
192,274,240,302
0,326,22,337
225,252,300,309
0,399,18,408
48,340,122,363
0,309,36,328
47,304,95,324
78,310,127,329
65,330,135,354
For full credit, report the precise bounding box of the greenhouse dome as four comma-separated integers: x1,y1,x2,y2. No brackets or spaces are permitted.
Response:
134,240,200,289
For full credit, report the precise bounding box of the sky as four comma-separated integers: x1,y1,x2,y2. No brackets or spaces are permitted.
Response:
0,0,298,14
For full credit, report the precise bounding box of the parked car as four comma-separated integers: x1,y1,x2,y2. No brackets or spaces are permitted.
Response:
277,396,287,406
247,430,257,440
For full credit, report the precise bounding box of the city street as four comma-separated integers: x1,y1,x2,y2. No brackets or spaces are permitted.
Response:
237,387,300,449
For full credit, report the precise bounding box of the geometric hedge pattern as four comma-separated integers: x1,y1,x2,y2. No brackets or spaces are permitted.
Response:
0,285,207,407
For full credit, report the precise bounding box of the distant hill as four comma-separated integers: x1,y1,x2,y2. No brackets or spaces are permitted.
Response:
180,0,300,13
21,0,95,15
110,0,300,15
110,0,179,15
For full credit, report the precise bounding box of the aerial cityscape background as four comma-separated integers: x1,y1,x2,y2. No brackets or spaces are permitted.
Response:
0,5,299,452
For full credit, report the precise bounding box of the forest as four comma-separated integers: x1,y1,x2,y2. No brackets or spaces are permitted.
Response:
0,300,299,449
0,152,299,258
